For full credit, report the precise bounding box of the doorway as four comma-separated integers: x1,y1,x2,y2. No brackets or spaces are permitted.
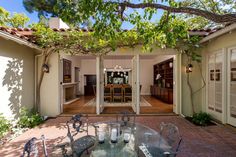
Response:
61,54,179,115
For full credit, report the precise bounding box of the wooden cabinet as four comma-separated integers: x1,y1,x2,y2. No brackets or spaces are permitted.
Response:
84,75,96,96
150,85,173,104
153,58,173,88
151,58,173,104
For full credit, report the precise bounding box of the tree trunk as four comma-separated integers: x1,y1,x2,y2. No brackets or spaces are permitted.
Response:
35,49,53,113
187,73,196,115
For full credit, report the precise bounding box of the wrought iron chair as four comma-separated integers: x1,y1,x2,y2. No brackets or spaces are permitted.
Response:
158,122,182,157
124,86,132,102
104,86,112,102
21,135,48,157
116,110,136,127
59,114,96,157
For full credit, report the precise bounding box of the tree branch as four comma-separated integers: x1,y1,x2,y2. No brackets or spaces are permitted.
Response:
115,1,236,23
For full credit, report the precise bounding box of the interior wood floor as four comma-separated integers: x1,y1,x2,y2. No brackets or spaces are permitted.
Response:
63,95,173,115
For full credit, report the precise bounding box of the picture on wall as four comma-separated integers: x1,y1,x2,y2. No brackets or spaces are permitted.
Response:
63,59,72,83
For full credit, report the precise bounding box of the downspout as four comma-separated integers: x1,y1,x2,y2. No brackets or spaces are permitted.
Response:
200,23,236,43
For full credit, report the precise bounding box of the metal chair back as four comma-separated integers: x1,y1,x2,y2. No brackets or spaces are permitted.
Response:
116,110,136,127
65,114,95,157
159,122,182,157
21,135,48,157
66,114,88,144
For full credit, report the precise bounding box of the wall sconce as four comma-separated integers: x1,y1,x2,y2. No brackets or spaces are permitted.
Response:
42,64,49,73
186,64,193,73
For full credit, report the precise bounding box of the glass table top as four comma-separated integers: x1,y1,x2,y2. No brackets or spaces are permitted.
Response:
81,121,171,157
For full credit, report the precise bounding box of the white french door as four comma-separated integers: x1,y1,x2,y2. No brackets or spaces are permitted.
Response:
96,55,104,114
207,51,224,120
227,48,236,126
131,54,140,114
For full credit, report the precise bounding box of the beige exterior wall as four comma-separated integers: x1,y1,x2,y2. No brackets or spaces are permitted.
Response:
0,37,37,120
200,30,236,124
180,54,203,116
175,31,236,117
39,53,60,117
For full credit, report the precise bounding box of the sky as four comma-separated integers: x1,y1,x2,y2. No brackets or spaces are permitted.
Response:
0,0,39,24
0,0,164,29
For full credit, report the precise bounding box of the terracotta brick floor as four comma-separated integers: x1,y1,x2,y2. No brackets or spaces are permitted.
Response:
1,115,236,157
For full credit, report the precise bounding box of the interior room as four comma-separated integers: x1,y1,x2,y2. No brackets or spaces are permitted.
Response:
61,54,174,114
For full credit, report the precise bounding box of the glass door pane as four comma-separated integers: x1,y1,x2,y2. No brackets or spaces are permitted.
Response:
230,50,236,118
208,55,215,110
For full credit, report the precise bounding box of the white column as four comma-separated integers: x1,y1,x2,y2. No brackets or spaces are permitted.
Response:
174,54,181,114
136,54,140,114
96,56,101,114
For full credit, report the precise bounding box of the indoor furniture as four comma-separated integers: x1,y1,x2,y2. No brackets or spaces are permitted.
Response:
84,75,96,96
104,86,113,102
123,86,132,102
113,85,123,102
151,58,173,104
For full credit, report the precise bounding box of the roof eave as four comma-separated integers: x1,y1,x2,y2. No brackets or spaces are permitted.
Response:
200,23,236,44
0,30,41,51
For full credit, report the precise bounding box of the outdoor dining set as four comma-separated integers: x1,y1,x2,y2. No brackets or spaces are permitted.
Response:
21,112,182,157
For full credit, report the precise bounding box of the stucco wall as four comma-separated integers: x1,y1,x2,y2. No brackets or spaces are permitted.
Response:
0,37,36,120
200,30,236,123
39,53,60,117
181,54,203,116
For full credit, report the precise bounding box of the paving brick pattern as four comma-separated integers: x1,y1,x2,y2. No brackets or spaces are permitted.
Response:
0,116,236,157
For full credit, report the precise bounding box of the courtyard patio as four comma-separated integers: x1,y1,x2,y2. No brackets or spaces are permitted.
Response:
0,115,236,157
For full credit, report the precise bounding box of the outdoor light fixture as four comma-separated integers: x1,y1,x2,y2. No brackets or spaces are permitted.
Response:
42,64,49,73
186,64,193,73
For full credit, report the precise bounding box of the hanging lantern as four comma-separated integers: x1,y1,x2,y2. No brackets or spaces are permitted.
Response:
186,64,193,73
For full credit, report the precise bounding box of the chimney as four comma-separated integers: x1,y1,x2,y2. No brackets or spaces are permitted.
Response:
48,17,70,29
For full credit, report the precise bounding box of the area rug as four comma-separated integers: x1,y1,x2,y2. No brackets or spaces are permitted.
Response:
84,97,152,107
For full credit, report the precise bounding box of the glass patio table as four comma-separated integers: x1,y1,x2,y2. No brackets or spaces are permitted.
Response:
81,121,171,157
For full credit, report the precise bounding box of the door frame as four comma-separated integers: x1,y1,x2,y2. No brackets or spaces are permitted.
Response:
227,46,236,126
94,53,181,115
131,54,140,114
